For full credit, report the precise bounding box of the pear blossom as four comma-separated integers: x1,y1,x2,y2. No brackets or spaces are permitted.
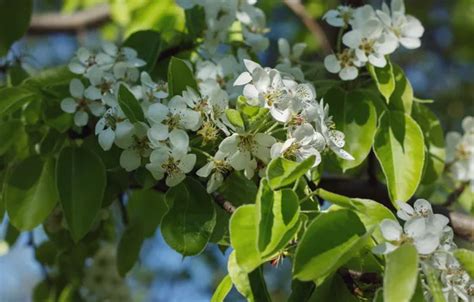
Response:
60,79,105,126
146,145,197,187
324,49,363,80
196,151,232,193
140,72,168,103
323,5,354,27
376,0,424,49
218,132,276,179
83,66,118,106
94,107,130,151
115,122,152,172
278,38,306,64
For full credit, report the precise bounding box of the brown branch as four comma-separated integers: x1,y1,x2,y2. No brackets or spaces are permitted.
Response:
319,177,474,241
443,182,467,207
213,194,237,214
28,4,110,34
283,0,332,55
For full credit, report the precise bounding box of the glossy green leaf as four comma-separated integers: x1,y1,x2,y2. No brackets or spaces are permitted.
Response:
454,249,474,278
422,263,446,302
117,223,145,276
118,84,145,123
229,204,262,272
225,108,245,129
0,87,35,116
412,103,446,185
256,179,300,257
24,66,75,90
308,274,358,302
0,0,32,56
325,88,378,171
368,61,395,102
266,156,315,190
161,177,216,256
384,244,419,302
218,171,257,206
5,157,58,230
373,112,425,203
56,146,106,242
211,275,233,302
388,64,414,114
293,210,367,283
124,30,162,72
127,189,168,237
167,57,198,96
288,280,315,302
0,120,23,155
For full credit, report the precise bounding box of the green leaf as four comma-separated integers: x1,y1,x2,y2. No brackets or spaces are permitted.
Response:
225,108,245,130
0,0,32,56
266,156,315,190
308,274,358,302
218,171,257,206
118,84,145,123
24,66,75,90
0,120,23,155
373,112,425,203
185,6,206,38
5,157,58,230
211,275,233,302
453,249,474,278
123,30,162,72
167,57,198,96
256,179,300,257
56,146,106,242
325,88,378,171
412,104,446,185
229,204,262,272
368,60,395,102
127,189,168,237
0,87,35,116
422,263,446,302
288,280,315,302
388,64,414,114
117,223,145,276
161,177,216,256
293,210,367,283
384,244,419,302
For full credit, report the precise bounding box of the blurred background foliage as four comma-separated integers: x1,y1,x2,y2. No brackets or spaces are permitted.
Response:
0,0,472,301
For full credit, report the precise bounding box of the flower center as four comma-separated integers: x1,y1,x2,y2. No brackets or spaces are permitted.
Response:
161,157,181,175
283,142,301,160
359,38,375,55
197,121,219,144
238,134,256,152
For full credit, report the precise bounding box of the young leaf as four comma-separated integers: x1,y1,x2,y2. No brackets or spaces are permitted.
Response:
123,30,162,72
388,64,414,114
373,112,425,203
5,157,58,230
367,61,395,102
225,109,245,130
56,146,106,242
325,88,378,171
0,0,33,56
383,244,419,302
117,223,145,276
293,210,368,283
266,156,315,190
229,204,262,272
211,275,233,302
412,103,446,185
161,177,216,256
256,179,300,257
453,249,474,277
167,57,198,96
118,84,145,123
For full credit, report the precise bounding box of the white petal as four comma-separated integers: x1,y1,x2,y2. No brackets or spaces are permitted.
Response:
60,98,77,113
414,233,440,255
243,84,260,100
413,199,433,215
243,59,261,73
278,38,290,58
74,111,88,126
68,61,86,74
178,154,196,173
343,30,362,49
219,135,238,153
148,123,169,144
166,173,186,187
255,133,276,147
196,162,214,178
399,37,421,49
98,128,115,151
84,86,102,100
396,201,415,220
147,103,169,123
368,53,387,68
234,72,252,86
229,150,251,171
404,217,427,238
169,129,189,156
380,219,403,241
339,66,359,80
69,79,84,98
120,149,141,171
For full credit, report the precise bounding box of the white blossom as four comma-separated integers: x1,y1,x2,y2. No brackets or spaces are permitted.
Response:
196,151,231,193
324,49,363,80
323,5,354,27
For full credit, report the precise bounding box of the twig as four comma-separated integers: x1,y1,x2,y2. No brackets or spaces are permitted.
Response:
213,194,237,214
283,0,332,55
442,182,467,207
28,5,110,34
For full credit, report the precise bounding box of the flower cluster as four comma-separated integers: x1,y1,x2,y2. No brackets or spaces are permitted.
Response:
445,116,474,191
82,245,131,302
177,0,269,54
374,199,473,301
323,0,424,80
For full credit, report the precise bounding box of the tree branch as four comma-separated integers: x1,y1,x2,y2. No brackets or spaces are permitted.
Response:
283,0,332,55
28,5,110,34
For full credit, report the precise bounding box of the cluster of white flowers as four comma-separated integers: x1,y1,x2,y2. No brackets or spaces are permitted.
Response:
323,0,424,80
445,116,474,191
82,245,131,302
374,199,473,301
177,0,269,54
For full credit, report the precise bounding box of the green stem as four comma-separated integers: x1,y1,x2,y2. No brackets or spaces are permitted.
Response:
191,147,213,159
336,26,346,53
264,122,280,134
